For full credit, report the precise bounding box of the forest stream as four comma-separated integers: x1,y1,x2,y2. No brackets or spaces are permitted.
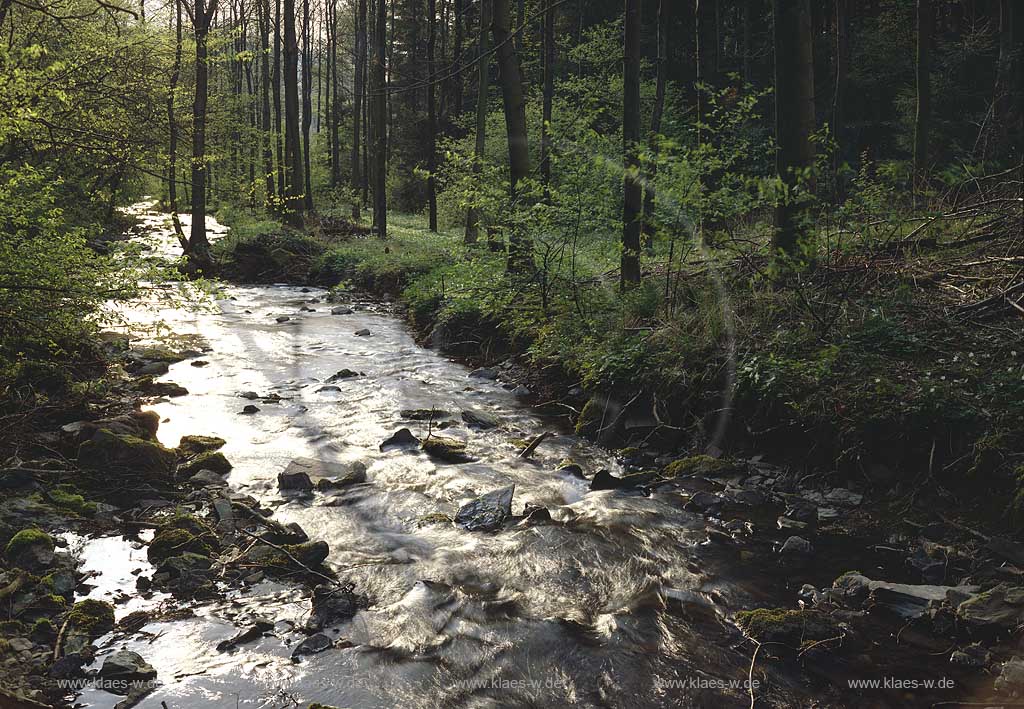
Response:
53,202,999,709
66,204,828,709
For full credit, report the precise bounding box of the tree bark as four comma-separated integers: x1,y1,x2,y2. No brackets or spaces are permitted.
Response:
465,0,490,245
259,0,275,204
301,0,314,212
168,0,186,250
189,0,219,269
370,0,387,238
274,0,284,197
283,0,306,227
427,0,438,231
492,0,531,267
621,0,642,289
772,0,815,257
832,0,848,194
351,0,366,219
913,0,932,187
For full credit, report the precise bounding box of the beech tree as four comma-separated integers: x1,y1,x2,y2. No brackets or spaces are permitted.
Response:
621,0,641,288
186,0,220,267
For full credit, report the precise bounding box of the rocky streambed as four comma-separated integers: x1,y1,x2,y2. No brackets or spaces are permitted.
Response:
4,204,1024,708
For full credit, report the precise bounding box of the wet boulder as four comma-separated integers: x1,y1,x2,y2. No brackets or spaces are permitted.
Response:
996,657,1024,695
402,408,450,421
468,367,498,380
307,583,361,631
422,436,473,463
188,470,227,488
735,608,845,649
379,428,420,451
326,368,361,382
663,455,744,479
291,633,333,660
177,435,226,457
280,458,366,492
148,517,218,565
98,649,157,688
4,529,55,570
315,462,367,491
455,485,515,532
779,536,813,566
246,541,330,572
353,329,371,336
216,618,274,652
77,429,176,476
833,572,978,620
60,599,115,655
461,409,499,430
330,306,353,315
178,451,233,477
240,404,261,414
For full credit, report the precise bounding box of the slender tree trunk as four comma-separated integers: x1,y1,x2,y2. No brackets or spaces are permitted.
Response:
427,0,439,231
832,0,848,197
992,0,1020,156
301,0,314,211
259,0,275,204
452,0,464,116
330,0,342,187
169,0,186,249
189,0,219,270
370,0,387,238
622,0,642,289
642,0,667,251
492,0,531,268
913,0,932,187
465,0,490,245
540,0,554,198
742,0,752,84
772,0,815,257
274,0,284,197
351,0,366,219
283,0,306,226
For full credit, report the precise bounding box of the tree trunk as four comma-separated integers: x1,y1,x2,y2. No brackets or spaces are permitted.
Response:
465,0,490,245
452,0,464,116
772,0,816,257
642,0,668,251
427,0,438,231
274,0,284,197
992,0,1020,156
351,0,366,219
301,0,314,212
621,0,641,289
283,0,306,227
189,0,219,270
540,0,555,198
832,0,848,195
330,0,342,187
168,0,186,250
370,0,387,238
913,0,932,187
259,0,275,204
492,0,531,267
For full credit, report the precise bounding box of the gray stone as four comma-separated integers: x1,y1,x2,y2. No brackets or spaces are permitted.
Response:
455,485,515,532
468,367,499,380
958,583,1024,636
240,405,260,415
275,316,291,323
353,329,371,336
330,306,353,315
779,536,813,563
326,368,361,381
240,391,260,400
461,409,499,430
136,361,169,376
307,583,360,631
997,657,1024,695
511,385,532,397
380,428,420,451
189,470,226,487
950,643,990,667
291,633,333,659
282,458,366,491
99,650,157,683
834,572,979,619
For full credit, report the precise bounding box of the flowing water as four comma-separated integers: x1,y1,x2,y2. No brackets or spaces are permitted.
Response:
74,203,829,709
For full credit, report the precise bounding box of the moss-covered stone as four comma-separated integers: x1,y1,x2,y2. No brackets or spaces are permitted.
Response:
178,450,233,477
148,527,216,565
421,436,471,463
417,513,454,527
574,398,604,437
77,429,176,474
65,599,115,638
4,528,54,569
177,435,227,457
49,488,98,516
735,608,841,646
663,455,743,479
245,541,330,572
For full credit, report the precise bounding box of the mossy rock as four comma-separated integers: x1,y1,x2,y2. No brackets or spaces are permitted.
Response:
178,450,233,477
417,513,454,528
0,621,27,636
148,527,216,565
65,599,115,638
177,435,227,457
134,346,186,363
735,608,842,646
49,488,98,516
245,541,330,573
77,429,176,475
574,398,605,438
421,436,472,463
4,528,54,569
308,704,341,709
663,455,744,479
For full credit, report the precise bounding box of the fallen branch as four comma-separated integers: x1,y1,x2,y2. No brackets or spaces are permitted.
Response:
518,432,553,458
236,528,338,586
